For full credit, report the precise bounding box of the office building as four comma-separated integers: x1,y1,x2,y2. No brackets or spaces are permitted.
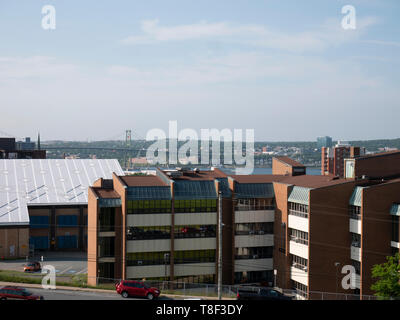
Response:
88,151,400,299
0,159,124,258
316,136,333,149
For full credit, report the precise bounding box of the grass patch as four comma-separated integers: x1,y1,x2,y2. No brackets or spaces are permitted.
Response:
0,270,115,290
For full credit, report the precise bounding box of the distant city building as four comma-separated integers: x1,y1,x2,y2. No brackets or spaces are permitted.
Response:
64,154,80,159
316,136,333,148
0,136,46,159
130,157,149,165
15,137,35,150
321,143,365,178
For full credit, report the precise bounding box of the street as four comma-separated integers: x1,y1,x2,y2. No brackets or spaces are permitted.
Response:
24,287,175,300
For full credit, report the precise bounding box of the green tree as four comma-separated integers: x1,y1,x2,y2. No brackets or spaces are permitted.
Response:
371,253,400,299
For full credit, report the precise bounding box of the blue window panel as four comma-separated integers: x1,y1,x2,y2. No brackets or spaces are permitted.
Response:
57,235,78,249
29,236,49,249
30,216,49,229
57,215,78,227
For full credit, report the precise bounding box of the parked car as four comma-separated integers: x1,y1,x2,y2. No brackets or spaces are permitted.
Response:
115,280,160,300
23,261,41,272
0,286,44,300
237,287,292,301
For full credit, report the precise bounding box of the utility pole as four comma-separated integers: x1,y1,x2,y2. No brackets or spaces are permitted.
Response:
335,262,340,300
218,191,223,300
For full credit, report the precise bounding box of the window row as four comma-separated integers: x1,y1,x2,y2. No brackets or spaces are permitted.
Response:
235,246,273,260
351,233,361,248
292,280,308,298
30,215,79,228
174,199,217,213
99,208,115,232
288,202,309,218
126,225,216,240
235,199,275,211
290,229,308,245
352,260,361,275
392,215,399,243
127,200,172,214
291,254,308,271
235,223,274,235
349,206,361,220
234,270,273,285
126,250,216,266
98,237,115,258
126,199,217,214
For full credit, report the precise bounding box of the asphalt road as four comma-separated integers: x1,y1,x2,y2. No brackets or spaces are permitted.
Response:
25,288,174,300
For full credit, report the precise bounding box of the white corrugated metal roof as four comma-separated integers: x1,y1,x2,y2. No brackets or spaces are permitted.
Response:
0,159,124,226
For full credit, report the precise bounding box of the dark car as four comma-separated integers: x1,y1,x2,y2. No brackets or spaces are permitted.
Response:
0,286,44,300
237,288,292,301
23,261,41,273
115,280,160,300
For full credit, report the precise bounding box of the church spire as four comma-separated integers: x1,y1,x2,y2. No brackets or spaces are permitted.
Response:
37,132,41,150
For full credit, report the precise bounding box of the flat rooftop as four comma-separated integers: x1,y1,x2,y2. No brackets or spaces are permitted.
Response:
0,159,124,226
274,156,305,168
120,175,168,187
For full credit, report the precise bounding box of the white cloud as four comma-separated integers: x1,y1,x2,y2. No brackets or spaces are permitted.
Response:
0,56,78,81
121,17,379,52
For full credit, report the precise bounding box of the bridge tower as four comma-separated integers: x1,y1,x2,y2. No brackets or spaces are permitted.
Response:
124,130,132,170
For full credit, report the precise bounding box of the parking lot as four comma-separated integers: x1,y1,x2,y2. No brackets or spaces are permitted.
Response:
0,251,87,276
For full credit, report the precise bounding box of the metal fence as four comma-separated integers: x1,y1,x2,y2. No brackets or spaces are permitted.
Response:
94,277,395,300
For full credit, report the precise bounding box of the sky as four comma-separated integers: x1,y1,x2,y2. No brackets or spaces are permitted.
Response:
0,0,399,142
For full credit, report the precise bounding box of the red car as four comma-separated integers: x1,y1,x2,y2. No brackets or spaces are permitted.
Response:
115,280,160,300
0,286,44,300
23,261,41,273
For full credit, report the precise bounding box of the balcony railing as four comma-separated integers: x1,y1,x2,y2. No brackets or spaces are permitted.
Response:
351,241,361,248
289,209,308,219
235,254,273,260
290,236,308,246
235,230,273,236
294,289,308,299
235,205,275,212
350,213,361,220
292,263,308,272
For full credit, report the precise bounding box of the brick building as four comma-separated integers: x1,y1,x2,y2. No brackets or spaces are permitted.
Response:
88,152,400,299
